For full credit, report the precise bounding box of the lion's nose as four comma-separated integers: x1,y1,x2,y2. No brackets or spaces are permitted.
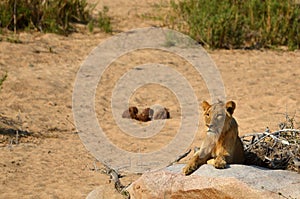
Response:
207,124,214,132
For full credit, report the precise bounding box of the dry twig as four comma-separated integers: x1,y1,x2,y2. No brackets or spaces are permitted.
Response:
167,149,191,167
242,128,299,151
102,164,130,199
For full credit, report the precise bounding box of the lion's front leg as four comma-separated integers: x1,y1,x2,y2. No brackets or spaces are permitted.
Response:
183,135,217,175
182,153,202,175
182,151,210,175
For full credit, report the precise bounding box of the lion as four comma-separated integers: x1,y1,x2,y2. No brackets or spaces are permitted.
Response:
122,106,139,119
122,106,170,122
183,100,245,175
122,106,153,122
136,107,153,122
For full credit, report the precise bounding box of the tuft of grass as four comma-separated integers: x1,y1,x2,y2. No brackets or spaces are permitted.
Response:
97,6,112,33
166,0,300,50
6,36,22,43
87,6,112,33
0,0,112,35
0,72,7,90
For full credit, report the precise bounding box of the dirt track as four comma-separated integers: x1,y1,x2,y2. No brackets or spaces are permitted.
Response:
0,0,299,198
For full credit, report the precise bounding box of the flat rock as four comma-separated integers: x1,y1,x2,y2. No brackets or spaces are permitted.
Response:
86,185,122,199
127,164,300,199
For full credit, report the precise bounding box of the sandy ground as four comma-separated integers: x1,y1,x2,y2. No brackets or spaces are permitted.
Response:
0,0,299,198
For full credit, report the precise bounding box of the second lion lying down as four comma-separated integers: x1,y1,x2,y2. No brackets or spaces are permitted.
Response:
183,100,245,175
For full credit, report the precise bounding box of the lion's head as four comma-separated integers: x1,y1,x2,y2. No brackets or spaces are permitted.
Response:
202,100,236,135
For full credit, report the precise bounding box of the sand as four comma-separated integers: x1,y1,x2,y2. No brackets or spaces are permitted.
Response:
0,0,299,198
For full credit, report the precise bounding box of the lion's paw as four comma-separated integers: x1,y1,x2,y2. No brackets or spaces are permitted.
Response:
214,157,227,169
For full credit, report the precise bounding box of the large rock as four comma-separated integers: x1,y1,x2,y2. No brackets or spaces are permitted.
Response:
127,164,300,199
86,185,123,199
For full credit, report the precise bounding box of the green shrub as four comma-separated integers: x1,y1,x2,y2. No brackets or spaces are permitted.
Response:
0,0,112,34
167,0,300,50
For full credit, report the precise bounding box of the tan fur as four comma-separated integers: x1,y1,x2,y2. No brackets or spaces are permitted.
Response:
183,100,245,175
136,108,152,122
122,106,139,119
122,107,153,122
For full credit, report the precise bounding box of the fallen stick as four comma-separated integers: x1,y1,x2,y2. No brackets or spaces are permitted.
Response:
272,128,300,135
242,129,300,138
241,128,299,150
240,133,264,138
166,149,191,167
263,131,290,145
102,164,130,199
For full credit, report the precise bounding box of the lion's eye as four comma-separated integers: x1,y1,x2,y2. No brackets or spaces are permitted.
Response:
206,113,209,117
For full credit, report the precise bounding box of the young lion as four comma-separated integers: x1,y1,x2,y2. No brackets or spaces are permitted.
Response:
183,100,245,175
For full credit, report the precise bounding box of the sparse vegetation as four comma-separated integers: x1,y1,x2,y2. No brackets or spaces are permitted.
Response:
0,0,112,35
88,5,112,33
97,6,112,33
166,0,300,50
0,72,7,90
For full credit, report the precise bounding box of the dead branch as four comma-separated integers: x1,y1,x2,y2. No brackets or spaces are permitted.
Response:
241,128,299,151
240,133,264,138
273,129,300,134
242,128,300,172
241,129,300,139
167,149,191,167
102,164,130,199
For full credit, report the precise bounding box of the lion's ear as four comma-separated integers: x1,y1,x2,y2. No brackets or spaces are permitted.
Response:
226,101,236,115
202,101,211,111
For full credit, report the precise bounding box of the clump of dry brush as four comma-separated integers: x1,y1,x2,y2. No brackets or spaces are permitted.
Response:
0,0,112,34
241,114,300,173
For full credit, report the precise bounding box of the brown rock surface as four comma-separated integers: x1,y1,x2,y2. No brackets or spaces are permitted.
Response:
127,164,300,199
